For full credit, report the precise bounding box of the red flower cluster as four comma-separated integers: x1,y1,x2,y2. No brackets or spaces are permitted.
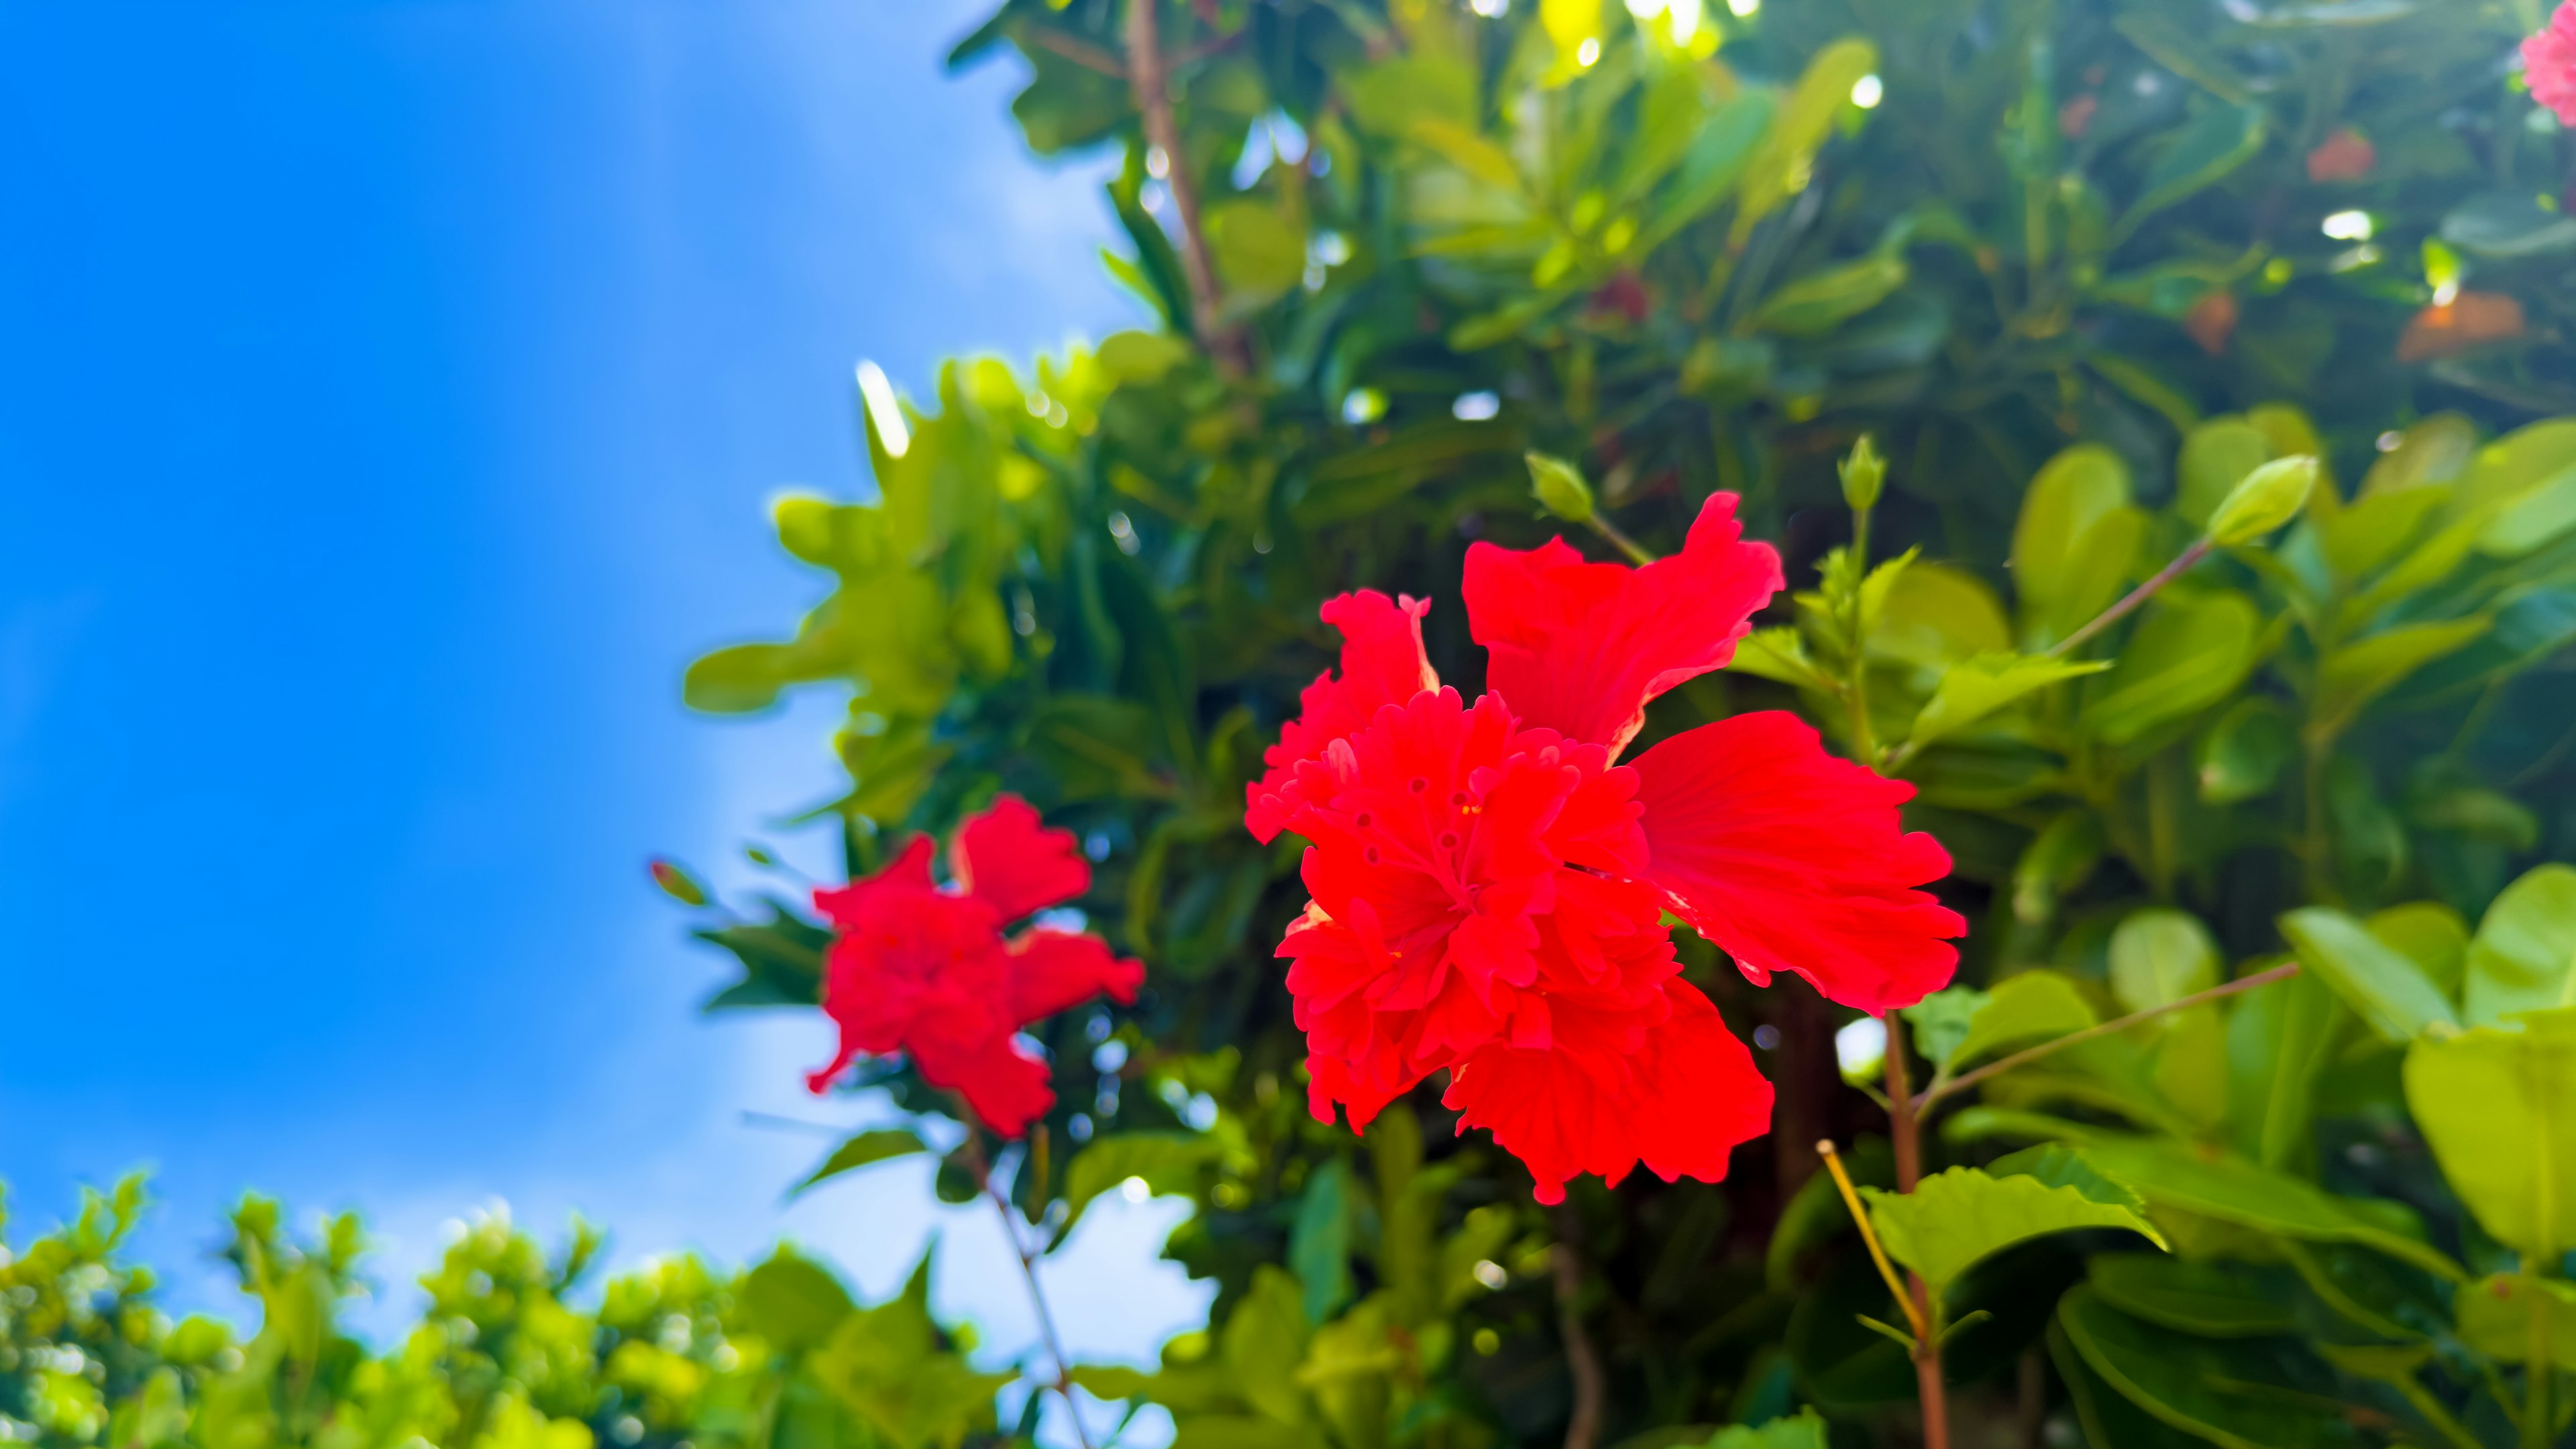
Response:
806,796,1144,1137
2529,2,2576,125
1246,495,1964,1203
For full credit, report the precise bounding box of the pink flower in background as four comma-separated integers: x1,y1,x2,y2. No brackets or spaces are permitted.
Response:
2526,2,2576,125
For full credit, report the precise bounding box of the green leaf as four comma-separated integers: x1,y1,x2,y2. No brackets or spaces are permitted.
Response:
2277,907,2459,1044
2403,1009,2576,1259
1069,1365,1159,1401
2313,616,2490,734
1902,987,1988,1071
1731,40,1878,246
696,900,829,1011
737,1247,857,1354
2368,902,2471,1000
1745,255,1909,337
2120,103,2267,233
2176,419,2273,529
2012,444,2135,641
2481,460,2576,557
808,1254,1013,1449
1951,970,2100,1069
2194,697,2297,804
1287,1159,1354,1325
1862,1167,2163,1301
2072,1135,2463,1279
1988,1144,2146,1214
2440,191,2576,260
2108,909,2220,1014
1062,1133,1223,1229
793,1129,931,1197
1868,564,2012,670
1727,627,1836,693
1222,1267,1313,1425
2057,1285,2345,1449
2080,589,2263,745
2455,1273,2576,1362
2085,1254,2296,1338
1905,653,2109,753
2319,486,2445,582
1703,1411,1830,1449
2465,864,2576,1026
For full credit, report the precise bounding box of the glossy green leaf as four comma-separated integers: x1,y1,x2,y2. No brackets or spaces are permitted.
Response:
1063,1133,1224,1229
1731,40,1877,245
2086,1254,2296,1337
2368,902,2471,1000
1705,1411,1829,1449
1904,653,2108,752
1862,1167,2163,1301
1746,255,1909,336
2312,616,2490,733
2404,1008,2576,1258
808,1254,1014,1449
1868,564,2012,670
2319,486,2444,580
794,1129,932,1197
2057,1286,2345,1449
2176,418,2273,529
2108,910,2220,1014
1287,1159,1354,1325
1951,970,2100,1069
2478,459,2576,557
2012,444,2131,612
2072,1135,2462,1279
1901,986,1986,1071
2464,863,2576,1026
1728,627,1836,692
2194,697,2296,804
2277,907,2458,1044
1988,1144,2146,1213
2440,191,2576,260
2121,104,2267,232
2081,589,2263,745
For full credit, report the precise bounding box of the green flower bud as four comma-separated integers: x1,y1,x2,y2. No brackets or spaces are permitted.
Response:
1839,434,1886,513
2206,455,2318,547
649,859,710,907
1526,451,1596,524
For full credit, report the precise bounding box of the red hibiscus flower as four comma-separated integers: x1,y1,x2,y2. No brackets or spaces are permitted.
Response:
2528,2,2576,125
1245,494,1964,1203
806,796,1144,1138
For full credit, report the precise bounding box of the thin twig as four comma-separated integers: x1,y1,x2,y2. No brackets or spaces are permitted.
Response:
958,1119,1097,1449
1586,514,1655,567
1882,1034,1949,1449
1917,962,2301,1112
1024,25,1126,78
1815,1141,1925,1343
1548,1203,1605,1449
1124,0,1230,368
2048,537,2212,659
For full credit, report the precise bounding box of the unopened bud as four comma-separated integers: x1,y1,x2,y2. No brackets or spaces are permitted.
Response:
2206,455,2318,546
1839,434,1887,513
649,859,709,907
1525,451,1597,524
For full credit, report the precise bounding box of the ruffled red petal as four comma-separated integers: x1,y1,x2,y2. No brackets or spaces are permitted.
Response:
1629,711,1964,1014
1462,493,1782,759
2528,3,2576,125
912,1028,1058,1139
952,794,1089,923
1004,929,1144,1026
1246,592,1438,842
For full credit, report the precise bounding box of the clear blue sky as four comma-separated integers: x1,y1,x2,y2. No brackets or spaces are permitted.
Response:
0,0,1205,1393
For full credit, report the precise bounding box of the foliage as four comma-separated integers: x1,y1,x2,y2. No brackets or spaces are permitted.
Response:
653,0,2576,1444
0,1181,1011,1449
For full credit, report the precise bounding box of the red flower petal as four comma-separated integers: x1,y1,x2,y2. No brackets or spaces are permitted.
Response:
1005,929,1145,1025
1629,711,1962,1014
952,794,1089,922
1441,981,1768,1204
2530,3,2576,126
1463,493,1782,759
1246,592,1438,842
913,1028,1058,1139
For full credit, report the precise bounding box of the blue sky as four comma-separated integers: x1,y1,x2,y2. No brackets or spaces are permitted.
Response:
0,0,1205,1407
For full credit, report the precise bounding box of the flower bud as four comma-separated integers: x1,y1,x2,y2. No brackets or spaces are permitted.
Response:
1525,451,1597,524
1839,434,1887,513
649,859,710,907
2206,455,2318,546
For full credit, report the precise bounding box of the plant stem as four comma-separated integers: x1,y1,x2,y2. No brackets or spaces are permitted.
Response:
2528,1255,2554,1449
1550,1203,1606,1449
1845,505,1878,763
1817,1140,1925,1344
959,1122,1097,1449
1917,963,2301,1112
1883,1030,1950,1449
2048,536,2211,659
1124,0,1233,372
1587,513,1656,568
